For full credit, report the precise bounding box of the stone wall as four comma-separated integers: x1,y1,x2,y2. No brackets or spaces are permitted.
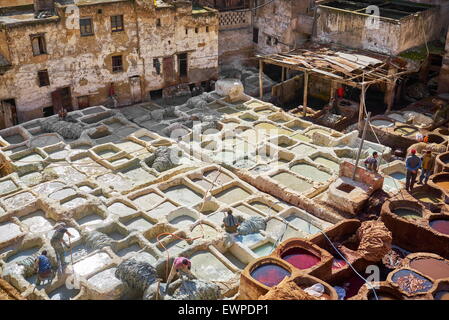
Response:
315,5,441,55
252,0,312,55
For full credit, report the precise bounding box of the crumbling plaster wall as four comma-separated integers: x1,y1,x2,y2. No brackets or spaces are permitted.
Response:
0,1,219,123
253,0,311,55
316,7,441,55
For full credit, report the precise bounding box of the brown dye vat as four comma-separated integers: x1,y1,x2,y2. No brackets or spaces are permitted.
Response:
409,257,449,280
429,172,449,194
435,152,449,173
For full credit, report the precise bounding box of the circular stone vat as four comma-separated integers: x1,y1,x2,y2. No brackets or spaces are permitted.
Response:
427,134,445,144
390,269,433,294
368,289,402,300
250,263,291,287
412,186,443,204
409,257,449,280
392,207,422,221
430,173,449,193
280,247,321,270
429,218,449,235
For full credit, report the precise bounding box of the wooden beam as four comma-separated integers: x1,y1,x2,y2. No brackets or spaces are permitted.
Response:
303,71,309,117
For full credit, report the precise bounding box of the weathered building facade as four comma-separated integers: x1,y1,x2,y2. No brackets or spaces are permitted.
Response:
0,0,218,125
251,0,314,56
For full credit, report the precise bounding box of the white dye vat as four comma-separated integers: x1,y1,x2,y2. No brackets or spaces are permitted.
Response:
132,193,163,211
20,210,54,233
73,252,112,277
190,250,234,281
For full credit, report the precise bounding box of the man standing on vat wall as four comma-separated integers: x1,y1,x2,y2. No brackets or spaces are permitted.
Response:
418,150,435,185
405,149,422,192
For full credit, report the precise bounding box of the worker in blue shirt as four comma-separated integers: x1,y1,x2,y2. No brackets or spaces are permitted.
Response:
34,250,53,286
405,149,421,192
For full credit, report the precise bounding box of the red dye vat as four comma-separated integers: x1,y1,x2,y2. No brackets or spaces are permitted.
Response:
250,264,291,287
332,258,347,270
281,247,321,270
430,220,449,235
341,276,365,299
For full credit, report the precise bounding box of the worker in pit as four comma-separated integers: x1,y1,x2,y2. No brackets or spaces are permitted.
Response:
364,151,379,172
405,149,422,192
222,208,240,234
50,222,73,271
418,150,434,185
34,250,54,286
166,257,195,288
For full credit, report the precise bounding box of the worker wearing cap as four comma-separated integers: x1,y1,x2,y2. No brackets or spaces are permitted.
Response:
418,150,434,185
166,256,195,288
405,149,422,192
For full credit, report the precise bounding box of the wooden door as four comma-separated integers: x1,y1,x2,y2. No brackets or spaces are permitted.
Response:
163,56,175,85
129,76,142,104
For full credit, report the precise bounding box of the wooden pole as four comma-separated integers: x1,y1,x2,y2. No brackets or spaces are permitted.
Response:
303,71,309,117
281,67,285,82
352,112,371,181
259,60,264,99
358,84,366,131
